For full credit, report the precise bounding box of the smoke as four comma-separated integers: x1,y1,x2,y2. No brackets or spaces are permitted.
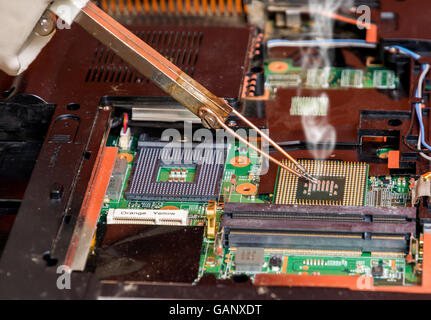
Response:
299,0,352,160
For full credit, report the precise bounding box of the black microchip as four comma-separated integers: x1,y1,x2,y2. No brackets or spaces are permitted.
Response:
371,265,384,277
269,255,282,268
296,176,346,203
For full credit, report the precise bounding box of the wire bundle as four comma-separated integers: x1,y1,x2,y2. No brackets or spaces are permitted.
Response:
391,46,431,160
268,39,431,160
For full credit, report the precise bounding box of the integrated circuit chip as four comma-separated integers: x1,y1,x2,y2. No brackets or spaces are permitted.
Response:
234,247,265,272
340,69,364,88
105,157,129,202
290,96,329,116
296,176,346,203
275,159,368,206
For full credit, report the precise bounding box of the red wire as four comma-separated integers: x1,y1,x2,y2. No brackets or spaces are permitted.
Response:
123,113,128,134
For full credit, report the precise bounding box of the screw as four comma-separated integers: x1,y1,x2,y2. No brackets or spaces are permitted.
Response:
199,108,223,129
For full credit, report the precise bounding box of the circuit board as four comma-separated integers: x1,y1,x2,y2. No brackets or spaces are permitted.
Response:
94,134,422,288
199,248,420,287
4,0,431,300
219,137,269,203
96,136,421,287
98,136,208,227
197,144,420,287
366,176,412,207
264,59,399,94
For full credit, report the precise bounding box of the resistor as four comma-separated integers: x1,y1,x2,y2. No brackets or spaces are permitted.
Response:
230,174,237,185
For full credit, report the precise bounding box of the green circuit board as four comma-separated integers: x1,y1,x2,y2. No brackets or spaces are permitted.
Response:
198,248,420,287
366,176,412,207
264,59,399,93
197,146,419,286
99,136,207,227
98,135,421,288
219,137,270,204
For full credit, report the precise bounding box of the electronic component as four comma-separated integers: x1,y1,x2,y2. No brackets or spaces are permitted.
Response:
366,176,411,207
296,176,345,203
373,70,396,89
206,201,217,239
223,203,416,224
106,208,188,226
105,157,129,202
126,141,225,201
341,69,364,88
223,224,411,256
306,68,331,88
290,96,329,116
112,157,128,176
222,203,415,256
234,247,265,272
269,256,282,270
220,137,266,204
264,59,399,91
266,74,302,87
372,265,384,277
275,160,368,206
156,166,196,183
3,0,428,299
118,127,131,150
105,176,124,202
411,175,431,205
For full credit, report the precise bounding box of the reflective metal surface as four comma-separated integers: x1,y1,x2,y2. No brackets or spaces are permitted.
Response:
75,2,232,128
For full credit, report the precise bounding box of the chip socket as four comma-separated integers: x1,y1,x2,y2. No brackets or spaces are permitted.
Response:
125,141,225,201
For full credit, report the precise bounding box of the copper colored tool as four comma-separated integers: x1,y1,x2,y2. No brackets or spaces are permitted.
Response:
67,1,317,182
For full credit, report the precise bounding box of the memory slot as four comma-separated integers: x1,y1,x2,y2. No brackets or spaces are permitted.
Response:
223,228,410,254
223,203,416,224
221,203,415,254
229,248,405,258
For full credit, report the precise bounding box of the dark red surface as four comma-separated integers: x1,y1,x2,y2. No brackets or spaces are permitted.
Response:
266,88,411,143
97,225,204,283
7,24,252,106
379,0,431,40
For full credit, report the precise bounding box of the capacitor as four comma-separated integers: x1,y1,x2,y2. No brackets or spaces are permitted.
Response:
230,174,237,185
